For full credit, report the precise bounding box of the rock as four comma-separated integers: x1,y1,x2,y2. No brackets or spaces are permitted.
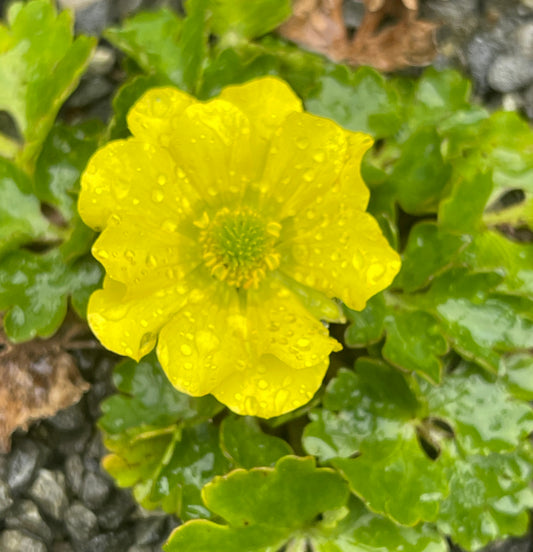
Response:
58,0,113,35
53,542,75,552
5,500,53,543
134,517,167,545
83,431,107,472
65,454,85,497
81,470,113,509
65,501,99,543
117,0,143,19
67,76,114,109
7,439,43,493
0,478,13,514
127,546,153,552
97,490,136,530
466,33,502,92
29,469,69,520
342,0,365,28
47,402,87,432
79,530,134,552
520,0,533,9
87,46,116,76
516,22,533,58
0,530,47,552
87,381,111,420
488,54,533,92
57,424,92,456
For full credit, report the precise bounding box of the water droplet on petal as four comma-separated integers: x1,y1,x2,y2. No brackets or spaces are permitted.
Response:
274,389,290,411
244,395,259,415
180,344,193,356
157,174,167,186
152,190,164,202
297,338,311,350
313,152,325,163
258,379,268,390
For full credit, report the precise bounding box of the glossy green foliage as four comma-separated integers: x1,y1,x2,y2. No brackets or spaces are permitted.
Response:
0,249,101,341
0,0,95,169
0,157,50,257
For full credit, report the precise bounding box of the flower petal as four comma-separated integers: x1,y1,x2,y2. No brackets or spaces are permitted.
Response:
91,215,201,285
260,112,349,216
78,139,202,231
213,354,329,418
219,76,303,144
156,282,246,396
217,279,340,418
280,209,401,311
87,274,191,361
167,99,260,205
127,86,196,146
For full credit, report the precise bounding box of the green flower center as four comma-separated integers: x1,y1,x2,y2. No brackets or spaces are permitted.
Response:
198,207,281,289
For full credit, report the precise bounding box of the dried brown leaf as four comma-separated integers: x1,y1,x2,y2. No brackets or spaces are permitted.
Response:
0,324,90,453
278,0,348,61
278,0,437,71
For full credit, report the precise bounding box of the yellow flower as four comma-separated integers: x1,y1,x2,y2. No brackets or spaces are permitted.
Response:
78,77,400,418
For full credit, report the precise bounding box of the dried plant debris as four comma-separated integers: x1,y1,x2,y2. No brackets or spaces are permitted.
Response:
0,322,90,453
279,0,438,71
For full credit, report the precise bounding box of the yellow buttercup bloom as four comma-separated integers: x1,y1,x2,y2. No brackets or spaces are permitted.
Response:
78,77,400,418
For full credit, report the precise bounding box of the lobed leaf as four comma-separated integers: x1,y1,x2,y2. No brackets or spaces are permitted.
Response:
0,0,95,170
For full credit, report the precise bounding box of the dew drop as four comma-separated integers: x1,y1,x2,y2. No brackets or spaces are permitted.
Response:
157,174,167,186
303,170,315,182
152,190,164,202
258,379,269,390
140,319,148,328
96,249,109,260
180,344,193,356
367,263,386,284
313,152,325,163
146,254,158,268
296,138,309,150
297,338,311,350
124,250,136,263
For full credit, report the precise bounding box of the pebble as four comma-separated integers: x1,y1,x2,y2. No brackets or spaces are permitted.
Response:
0,478,13,514
488,54,533,92
97,490,136,530
0,530,47,552
59,0,113,35
29,469,69,520
135,517,168,545
65,454,85,497
5,500,53,543
87,46,117,76
7,439,43,493
67,76,114,109
47,402,87,432
80,470,113,509
65,501,99,543
516,22,533,58
79,529,134,552
466,33,502,92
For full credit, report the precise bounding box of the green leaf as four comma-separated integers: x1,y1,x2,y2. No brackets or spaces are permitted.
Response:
100,353,227,520
458,230,533,296
0,249,102,341
104,8,183,81
422,268,533,371
313,497,448,552
0,0,96,169
0,157,50,258
210,0,291,41
382,308,448,383
304,361,447,526
503,354,533,401
389,127,451,214
306,66,401,138
344,293,385,348
395,221,470,293
408,68,471,129
100,353,223,435
105,1,209,92
437,443,533,551
165,456,350,552
34,120,104,220
421,363,533,455
219,416,293,469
